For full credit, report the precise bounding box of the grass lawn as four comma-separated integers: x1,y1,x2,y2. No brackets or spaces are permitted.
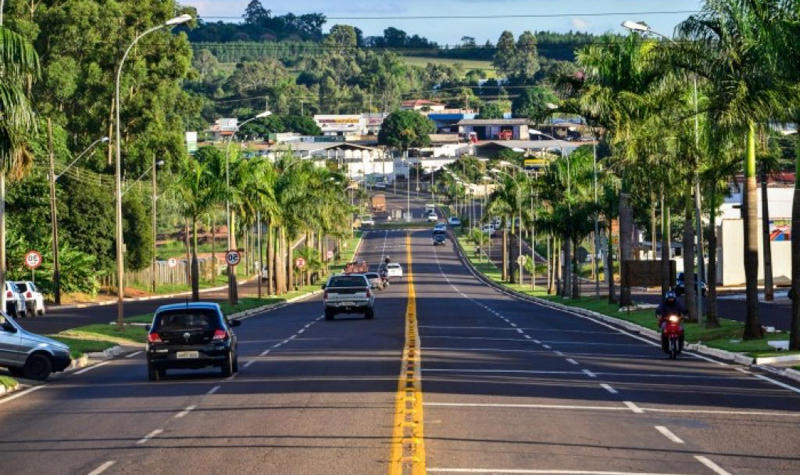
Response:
455,234,793,358
49,336,118,360
0,375,18,390
401,55,497,76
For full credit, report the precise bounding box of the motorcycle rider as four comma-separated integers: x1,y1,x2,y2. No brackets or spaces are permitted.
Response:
656,290,686,352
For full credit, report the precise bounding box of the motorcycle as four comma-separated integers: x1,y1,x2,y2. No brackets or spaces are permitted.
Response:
662,313,685,359
379,268,390,288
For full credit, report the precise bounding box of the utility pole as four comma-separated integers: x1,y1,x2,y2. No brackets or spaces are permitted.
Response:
151,155,158,294
257,211,262,299
47,119,61,305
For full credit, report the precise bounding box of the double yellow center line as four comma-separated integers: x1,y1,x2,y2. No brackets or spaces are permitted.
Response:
389,233,426,475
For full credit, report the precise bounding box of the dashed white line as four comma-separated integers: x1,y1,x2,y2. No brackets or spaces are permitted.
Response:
516,328,524,334
136,428,163,445
554,351,564,357
623,401,645,414
74,361,112,375
125,351,142,358
542,344,552,349
260,349,271,356
533,339,542,344
600,384,618,394
754,374,800,395
654,425,685,444
523,335,532,340
243,360,256,368
207,385,221,395
297,328,305,334
582,369,597,378
174,405,197,419
694,456,731,475
509,322,517,328
566,359,579,365
87,460,116,475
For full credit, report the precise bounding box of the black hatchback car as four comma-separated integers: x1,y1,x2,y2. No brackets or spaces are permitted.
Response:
146,302,240,381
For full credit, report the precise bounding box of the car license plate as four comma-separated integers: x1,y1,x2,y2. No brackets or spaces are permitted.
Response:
176,351,199,359
340,302,355,307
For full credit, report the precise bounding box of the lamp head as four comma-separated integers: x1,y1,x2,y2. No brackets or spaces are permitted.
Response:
100,137,110,143
156,160,166,167
165,14,193,26
622,20,650,32
256,111,273,119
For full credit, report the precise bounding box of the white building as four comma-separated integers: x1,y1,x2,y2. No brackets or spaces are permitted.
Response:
314,115,367,137
263,142,393,181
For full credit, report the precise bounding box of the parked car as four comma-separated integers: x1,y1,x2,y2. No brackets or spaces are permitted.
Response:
448,216,461,226
364,272,383,290
4,282,26,319
15,281,45,316
145,302,241,381
0,313,71,380
675,272,708,297
386,263,403,278
260,266,269,282
322,274,375,320
360,215,375,226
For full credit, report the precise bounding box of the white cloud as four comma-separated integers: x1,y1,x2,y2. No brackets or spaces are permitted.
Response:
571,17,589,30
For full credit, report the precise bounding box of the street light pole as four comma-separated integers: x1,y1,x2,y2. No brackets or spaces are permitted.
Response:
151,156,164,294
115,13,191,328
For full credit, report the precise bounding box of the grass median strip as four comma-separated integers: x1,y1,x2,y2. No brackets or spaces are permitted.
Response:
455,232,797,360
0,375,18,391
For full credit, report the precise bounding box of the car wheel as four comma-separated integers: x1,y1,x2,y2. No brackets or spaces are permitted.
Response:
365,308,375,320
38,307,45,316
8,366,24,378
233,355,239,373
221,351,234,377
147,363,161,381
23,354,52,381
324,308,335,321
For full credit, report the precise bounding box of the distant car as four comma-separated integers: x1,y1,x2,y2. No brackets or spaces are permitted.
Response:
482,224,496,236
260,266,269,282
0,313,71,380
4,282,26,319
426,212,438,222
15,281,45,316
145,302,241,381
360,215,375,226
448,216,461,226
433,233,447,246
675,272,708,297
373,182,387,190
364,272,383,290
386,262,403,278
433,223,447,233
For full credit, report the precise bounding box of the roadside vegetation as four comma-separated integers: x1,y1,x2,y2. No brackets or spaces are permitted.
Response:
0,376,18,391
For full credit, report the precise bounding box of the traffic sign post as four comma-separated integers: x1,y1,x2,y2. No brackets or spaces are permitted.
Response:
24,250,43,270
225,250,241,267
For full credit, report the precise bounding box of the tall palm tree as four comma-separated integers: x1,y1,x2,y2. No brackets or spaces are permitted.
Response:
486,174,517,282
678,0,800,339
0,24,39,310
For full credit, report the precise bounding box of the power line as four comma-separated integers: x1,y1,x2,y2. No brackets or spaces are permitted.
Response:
198,10,699,21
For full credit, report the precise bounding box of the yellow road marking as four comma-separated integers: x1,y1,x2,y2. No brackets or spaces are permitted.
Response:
389,233,426,475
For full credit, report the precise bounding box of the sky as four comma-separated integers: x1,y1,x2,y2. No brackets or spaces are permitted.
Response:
181,0,704,46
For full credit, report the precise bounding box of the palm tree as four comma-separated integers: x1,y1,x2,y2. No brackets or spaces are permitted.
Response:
0,24,39,310
486,173,517,282
175,148,225,300
678,0,800,339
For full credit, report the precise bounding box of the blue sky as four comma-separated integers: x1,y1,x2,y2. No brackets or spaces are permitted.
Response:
182,0,704,45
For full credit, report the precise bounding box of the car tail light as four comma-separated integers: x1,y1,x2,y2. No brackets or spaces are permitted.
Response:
147,332,162,343
366,289,372,298
323,290,328,299
26,292,32,298
212,329,228,341
6,291,11,298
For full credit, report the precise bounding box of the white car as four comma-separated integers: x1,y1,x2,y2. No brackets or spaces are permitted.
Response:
386,263,403,278
15,281,45,316
360,215,375,226
426,212,438,222
448,216,461,226
4,281,26,318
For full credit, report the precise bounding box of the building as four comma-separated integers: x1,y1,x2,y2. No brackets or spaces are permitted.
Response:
209,118,238,141
264,142,393,181
457,118,530,141
313,115,367,137
400,99,446,112
427,110,478,133
472,139,583,160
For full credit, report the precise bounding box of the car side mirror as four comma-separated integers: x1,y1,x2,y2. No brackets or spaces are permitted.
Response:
145,324,151,331
230,320,241,327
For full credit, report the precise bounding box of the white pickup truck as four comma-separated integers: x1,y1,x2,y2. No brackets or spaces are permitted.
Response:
322,274,375,320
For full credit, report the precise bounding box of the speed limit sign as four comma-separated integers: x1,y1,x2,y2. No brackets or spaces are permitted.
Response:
225,250,241,266
295,257,306,269
24,250,42,270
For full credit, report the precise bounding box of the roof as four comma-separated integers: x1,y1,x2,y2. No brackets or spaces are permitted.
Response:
477,140,572,149
458,119,530,126
266,142,380,153
402,99,445,108
155,302,221,313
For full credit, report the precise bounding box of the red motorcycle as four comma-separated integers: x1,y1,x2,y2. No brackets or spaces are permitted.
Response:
662,313,685,359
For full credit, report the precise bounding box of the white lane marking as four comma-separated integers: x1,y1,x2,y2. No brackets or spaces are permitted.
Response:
423,369,583,375
554,351,564,356
582,369,597,378
297,328,305,334
136,428,163,445
125,351,142,358
566,359,579,365
427,468,687,474
74,361,112,375
754,374,800,395
87,460,116,475
624,401,645,414
601,384,618,394
174,405,197,419
694,456,732,475
207,385,221,395
259,349,271,356
516,328,524,334
0,384,45,406
533,340,542,344
425,402,628,411
542,344,552,349
524,335,532,340
642,407,800,417
735,368,751,374
509,322,517,328
243,360,256,368
654,425,685,444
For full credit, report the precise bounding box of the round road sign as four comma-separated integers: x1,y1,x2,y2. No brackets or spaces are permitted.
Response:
225,250,241,266
167,257,178,268
295,257,306,269
24,250,42,270
516,255,528,265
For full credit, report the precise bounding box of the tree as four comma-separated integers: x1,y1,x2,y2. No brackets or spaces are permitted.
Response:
478,103,506,120
243,0,270,26
324,25,357,52
514,31,540,83
123,191,153,271
493,31,516,77
378,111,435,150
513,86,558,124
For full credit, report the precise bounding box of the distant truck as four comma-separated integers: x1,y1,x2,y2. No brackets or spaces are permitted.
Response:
371,194,386,213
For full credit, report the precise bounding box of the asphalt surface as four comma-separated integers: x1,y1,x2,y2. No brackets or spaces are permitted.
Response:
2,194,800,474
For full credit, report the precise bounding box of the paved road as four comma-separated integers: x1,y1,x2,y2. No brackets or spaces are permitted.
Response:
2,228,799,474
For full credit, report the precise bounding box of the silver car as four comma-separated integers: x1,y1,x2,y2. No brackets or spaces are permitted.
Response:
0,313,71,380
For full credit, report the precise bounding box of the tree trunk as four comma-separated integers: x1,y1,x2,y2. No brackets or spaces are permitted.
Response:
706,200,720,328
619,190,633,307
683,199,697,322
547,235,555,295
191,216,199,301
607,220,616,304
228,211,238,304
275,227,286,294
563,237,571,298
555,237,562,296
791,183,800,350
660,190,671,297
761,162,774,301
650,193,657,260
572,237,580,299
184,220,191,285
267,223,275,295
502,225,508,281
743,122,762,339
211,214,217,285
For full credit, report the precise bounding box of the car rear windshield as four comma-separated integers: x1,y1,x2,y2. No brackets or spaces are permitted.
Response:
328,276,368,287
15,282,29,292
154,309,221,331
365,273,379,279
388,263,400,268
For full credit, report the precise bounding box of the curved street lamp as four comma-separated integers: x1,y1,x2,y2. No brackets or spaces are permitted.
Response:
114,13,192,327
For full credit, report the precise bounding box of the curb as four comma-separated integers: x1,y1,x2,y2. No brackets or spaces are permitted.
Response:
451,235,796,376
0,379,20,397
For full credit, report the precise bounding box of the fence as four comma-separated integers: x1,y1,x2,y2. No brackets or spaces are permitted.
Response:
101,257,225,289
